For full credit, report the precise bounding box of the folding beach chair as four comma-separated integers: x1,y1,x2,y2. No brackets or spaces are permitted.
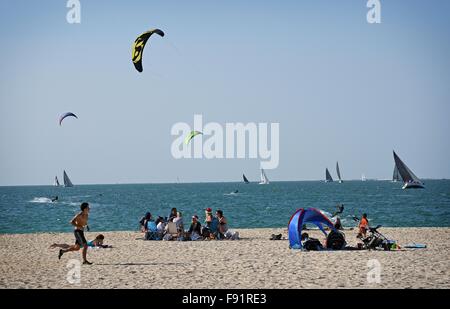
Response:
166,222,179,238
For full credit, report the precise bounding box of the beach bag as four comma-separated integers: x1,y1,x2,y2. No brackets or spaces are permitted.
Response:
303,238,323,251
383,240,400,251
224,230,240,240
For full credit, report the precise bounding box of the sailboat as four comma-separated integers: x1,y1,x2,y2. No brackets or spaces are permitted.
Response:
336,162,343,183
325,168,333,182
393,151,424,189
392,165,401,182
259,169,269,185
63,170,74,187
361,174,367,181
54,176,60,187
243,174,250,184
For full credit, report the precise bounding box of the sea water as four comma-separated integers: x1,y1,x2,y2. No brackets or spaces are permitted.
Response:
0,180,449,234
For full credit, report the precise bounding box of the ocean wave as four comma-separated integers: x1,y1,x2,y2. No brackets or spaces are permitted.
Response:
319,209,333,218
59,202,82,207
70,195,93,199
29,197,53,204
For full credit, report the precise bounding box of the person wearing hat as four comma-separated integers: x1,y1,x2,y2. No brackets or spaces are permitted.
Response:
205,208,213,229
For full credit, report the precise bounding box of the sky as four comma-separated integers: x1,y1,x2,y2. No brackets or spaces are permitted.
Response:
0,0,449,185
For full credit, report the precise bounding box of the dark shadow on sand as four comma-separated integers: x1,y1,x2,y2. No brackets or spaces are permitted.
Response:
94,262,187,266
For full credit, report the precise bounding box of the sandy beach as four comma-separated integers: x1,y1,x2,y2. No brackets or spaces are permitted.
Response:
1,227,449,289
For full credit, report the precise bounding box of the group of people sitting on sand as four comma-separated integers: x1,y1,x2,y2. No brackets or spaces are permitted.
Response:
139,207,240,241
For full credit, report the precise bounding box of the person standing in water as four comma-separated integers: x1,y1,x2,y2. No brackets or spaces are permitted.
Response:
58,202,92,265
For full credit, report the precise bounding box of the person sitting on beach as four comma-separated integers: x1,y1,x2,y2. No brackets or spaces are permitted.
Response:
168,208,178,223
358,213,369,238
139,212,151,232
216,210,228,239
301,232,323,251
201,208,219,239
188,215,203,241
144,215,161,241
326,229,347,250
155,216,166,236
301,232,310,246
204,208,213,228
51,234,112,250
143,213,154,232
173,211,184,232
57,202,92,265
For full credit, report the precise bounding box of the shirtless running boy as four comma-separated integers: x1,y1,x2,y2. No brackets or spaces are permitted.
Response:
58,202,93,265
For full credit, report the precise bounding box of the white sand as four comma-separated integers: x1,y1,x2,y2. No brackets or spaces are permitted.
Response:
0,228,449,289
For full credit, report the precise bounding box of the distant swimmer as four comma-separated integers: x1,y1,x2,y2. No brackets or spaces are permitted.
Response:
51,196,59,203
234,190,239,194
332,204,344,217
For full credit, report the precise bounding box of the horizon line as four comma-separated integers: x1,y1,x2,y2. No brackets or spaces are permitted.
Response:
0,178,448,188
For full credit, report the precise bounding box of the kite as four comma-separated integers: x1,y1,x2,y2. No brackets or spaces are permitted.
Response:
185,131,203,145
132,29,165,73
59,112,78,126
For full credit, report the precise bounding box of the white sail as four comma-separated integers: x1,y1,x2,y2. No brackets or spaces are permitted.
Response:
336,162,343,183
54,176,60,187
63,170,74,187
259,169,269,185
361,174,366,181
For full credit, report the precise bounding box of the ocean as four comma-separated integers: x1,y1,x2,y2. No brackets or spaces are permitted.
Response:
0,180,449,234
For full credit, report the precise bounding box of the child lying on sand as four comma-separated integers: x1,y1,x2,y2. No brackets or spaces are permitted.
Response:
50,234,113,249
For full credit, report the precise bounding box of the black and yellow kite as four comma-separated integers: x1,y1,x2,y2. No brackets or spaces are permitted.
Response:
132,29,165,73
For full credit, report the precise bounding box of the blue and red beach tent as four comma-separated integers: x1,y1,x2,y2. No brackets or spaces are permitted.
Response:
288,208,335,249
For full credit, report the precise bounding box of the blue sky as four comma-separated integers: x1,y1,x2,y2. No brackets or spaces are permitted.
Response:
0,0,449,185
